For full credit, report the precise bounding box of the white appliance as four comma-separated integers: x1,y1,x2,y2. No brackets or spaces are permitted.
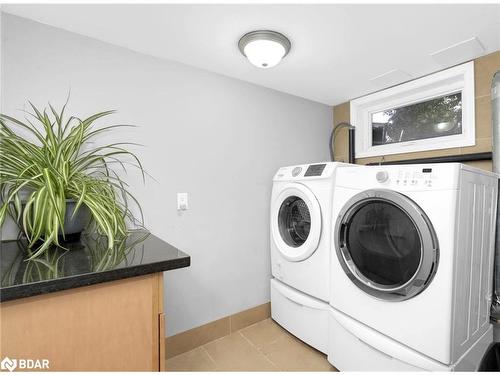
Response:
328,163,498,371
270,162,347,354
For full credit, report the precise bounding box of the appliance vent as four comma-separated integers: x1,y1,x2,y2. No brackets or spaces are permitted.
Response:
369,69,412,88
430,37,485,67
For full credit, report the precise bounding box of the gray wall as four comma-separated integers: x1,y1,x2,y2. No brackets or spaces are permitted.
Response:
1,14,332,335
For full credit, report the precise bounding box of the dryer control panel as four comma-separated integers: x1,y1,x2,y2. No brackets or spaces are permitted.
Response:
273,162,341,181
304,164,327,176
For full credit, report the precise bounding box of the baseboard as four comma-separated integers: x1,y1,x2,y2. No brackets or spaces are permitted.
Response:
165,302,271,359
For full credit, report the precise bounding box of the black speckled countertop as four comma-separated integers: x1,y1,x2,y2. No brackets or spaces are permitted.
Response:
0,231,190,302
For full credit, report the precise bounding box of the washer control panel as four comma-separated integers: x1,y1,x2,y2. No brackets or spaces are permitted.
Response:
394,167,436,187
335,164,460,190
375,167,440,188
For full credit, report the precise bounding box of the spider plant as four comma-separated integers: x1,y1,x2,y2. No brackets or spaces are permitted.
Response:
0,101,145,259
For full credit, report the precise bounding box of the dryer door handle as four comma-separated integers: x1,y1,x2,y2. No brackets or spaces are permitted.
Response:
330,309,448,371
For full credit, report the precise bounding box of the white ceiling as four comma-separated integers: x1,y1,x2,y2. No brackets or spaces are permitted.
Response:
3,4,500,105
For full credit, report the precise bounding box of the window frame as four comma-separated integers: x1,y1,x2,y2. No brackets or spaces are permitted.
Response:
351,61,475,158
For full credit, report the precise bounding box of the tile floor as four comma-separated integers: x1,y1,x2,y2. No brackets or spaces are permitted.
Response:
166,318,337,371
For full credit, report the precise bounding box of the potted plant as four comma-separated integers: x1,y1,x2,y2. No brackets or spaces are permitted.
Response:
0,101,145,259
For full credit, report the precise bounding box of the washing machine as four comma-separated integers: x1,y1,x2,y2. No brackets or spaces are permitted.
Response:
270,162,348,354
328,163,498,371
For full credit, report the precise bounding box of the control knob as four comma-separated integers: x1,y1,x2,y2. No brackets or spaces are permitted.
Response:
292,167,302,177
376,171,389,183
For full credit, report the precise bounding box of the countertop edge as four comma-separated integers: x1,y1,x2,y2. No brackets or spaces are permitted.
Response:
0,256,190,302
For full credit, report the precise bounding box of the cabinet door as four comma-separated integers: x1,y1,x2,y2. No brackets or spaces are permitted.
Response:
0,273,164,371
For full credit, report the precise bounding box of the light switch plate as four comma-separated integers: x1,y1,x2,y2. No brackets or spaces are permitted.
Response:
177,193,188,210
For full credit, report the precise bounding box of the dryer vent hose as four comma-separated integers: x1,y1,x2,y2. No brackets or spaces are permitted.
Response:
330,122,355,163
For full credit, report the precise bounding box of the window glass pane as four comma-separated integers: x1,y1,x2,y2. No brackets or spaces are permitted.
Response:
371,92,462,146
346,201,421,286
278,196,311,247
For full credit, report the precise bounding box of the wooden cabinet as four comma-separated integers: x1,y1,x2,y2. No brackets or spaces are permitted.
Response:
0,273,165,371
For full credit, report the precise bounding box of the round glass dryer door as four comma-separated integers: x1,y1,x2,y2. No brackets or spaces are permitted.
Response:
334,189,439,301
272,183,321,262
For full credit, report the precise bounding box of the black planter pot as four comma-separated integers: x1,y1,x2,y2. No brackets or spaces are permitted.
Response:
61,200,91,237
22,199,91,243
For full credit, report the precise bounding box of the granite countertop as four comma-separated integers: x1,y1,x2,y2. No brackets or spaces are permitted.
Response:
0,231,190,302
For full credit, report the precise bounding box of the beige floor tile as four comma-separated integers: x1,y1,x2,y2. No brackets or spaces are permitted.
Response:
166,317,337,372
203,332,278,371
166,347,216,372
240,318,293,350
260,333,336,372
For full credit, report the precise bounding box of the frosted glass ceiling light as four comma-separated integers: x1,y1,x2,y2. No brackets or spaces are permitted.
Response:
238,30,291,69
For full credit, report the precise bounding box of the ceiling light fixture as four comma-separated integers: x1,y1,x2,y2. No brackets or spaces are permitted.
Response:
238,30,291,69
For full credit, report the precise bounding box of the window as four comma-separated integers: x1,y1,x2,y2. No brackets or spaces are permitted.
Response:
351,61,475,158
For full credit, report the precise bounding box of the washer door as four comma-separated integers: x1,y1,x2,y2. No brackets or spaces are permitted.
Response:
272,183,322,262
334,189,439,301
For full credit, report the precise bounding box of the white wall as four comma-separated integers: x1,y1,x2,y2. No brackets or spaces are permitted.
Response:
1,14,332,335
